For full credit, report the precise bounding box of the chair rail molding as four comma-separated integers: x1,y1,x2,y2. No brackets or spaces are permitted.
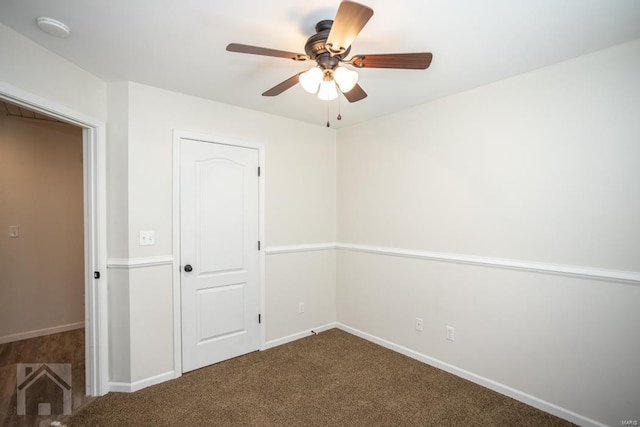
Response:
264,243,337,255
337,243,640,285
264,241,639,285
107,256,174,269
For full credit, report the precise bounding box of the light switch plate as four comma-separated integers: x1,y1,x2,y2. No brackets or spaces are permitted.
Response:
9,226,19,238
139,230,155,246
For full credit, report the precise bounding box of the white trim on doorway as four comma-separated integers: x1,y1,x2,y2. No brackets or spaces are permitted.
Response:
171,130,266,378
0,82,109,396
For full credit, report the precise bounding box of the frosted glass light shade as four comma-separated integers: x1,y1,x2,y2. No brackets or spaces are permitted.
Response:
333,66,358,93
317,80,339,100
299,67,323,93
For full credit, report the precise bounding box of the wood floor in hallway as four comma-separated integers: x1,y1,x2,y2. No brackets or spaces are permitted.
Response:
0,328,91,426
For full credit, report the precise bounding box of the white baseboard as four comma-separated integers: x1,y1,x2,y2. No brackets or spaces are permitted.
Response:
105,323,603,425
0,321,85,344
336,323,606,427
109,370,175,393
108,323,338,394
264,322,337,349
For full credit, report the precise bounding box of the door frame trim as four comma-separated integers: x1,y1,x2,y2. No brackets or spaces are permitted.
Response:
0,82,109,396
171,130,266,378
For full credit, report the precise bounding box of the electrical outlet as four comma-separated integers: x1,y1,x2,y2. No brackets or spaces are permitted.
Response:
298,302,305,314
446,326,455,341
415,317,423,332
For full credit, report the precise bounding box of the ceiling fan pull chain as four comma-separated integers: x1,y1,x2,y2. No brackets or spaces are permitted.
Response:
326,101,330,127
337,94,342,120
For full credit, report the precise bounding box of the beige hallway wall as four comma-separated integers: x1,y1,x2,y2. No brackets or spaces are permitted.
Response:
0,111,84,342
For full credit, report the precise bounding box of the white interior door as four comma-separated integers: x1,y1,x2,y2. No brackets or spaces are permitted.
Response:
180,138,260,373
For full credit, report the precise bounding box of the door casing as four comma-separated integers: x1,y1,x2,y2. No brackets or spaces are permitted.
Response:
0,82,109,396
171,130,266,378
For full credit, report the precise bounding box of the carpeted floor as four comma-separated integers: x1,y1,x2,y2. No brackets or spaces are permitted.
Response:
68,329,574,426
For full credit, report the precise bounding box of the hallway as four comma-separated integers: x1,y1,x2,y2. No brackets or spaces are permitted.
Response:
0,328,90,426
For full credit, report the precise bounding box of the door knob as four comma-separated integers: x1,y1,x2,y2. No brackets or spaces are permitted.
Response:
184,264,193,272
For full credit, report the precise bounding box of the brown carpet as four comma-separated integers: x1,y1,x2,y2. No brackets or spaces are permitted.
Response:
68,329,574,426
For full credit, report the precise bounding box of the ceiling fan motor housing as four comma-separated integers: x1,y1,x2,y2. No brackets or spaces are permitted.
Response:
305,20,350,68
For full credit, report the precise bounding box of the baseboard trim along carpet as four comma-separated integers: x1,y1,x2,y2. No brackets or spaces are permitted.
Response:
109,370,175,393
336,323,605,427
265,322,337,349
105,323,604,426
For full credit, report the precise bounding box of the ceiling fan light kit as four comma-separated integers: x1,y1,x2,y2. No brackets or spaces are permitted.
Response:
299,65,358,99
299,67,324,93
226,0,432,123
318,79,339,101
333,66,358,92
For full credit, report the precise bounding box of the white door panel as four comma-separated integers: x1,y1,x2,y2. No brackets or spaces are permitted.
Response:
180,139,260,373
196,159,245,273
196,282,245,342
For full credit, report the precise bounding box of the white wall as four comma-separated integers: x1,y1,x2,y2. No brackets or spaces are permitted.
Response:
106,82,337,385
266,249,336,342
106,82,130,258
0,113,84,342
336,39,640,426
0,23,106,121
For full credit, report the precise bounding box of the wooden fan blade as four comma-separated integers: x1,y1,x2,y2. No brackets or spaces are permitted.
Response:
326,1,374,55
262,73,303,96
342,83,367,103
350,53,433,69
226,43,309,61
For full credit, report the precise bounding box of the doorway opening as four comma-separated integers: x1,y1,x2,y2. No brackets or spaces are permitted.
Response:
0,87,108,424
0,98,88,419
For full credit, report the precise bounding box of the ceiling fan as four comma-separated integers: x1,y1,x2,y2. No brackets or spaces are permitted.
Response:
226,0,433,103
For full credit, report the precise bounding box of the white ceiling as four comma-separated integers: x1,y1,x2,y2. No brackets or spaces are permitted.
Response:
1,0,639,128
